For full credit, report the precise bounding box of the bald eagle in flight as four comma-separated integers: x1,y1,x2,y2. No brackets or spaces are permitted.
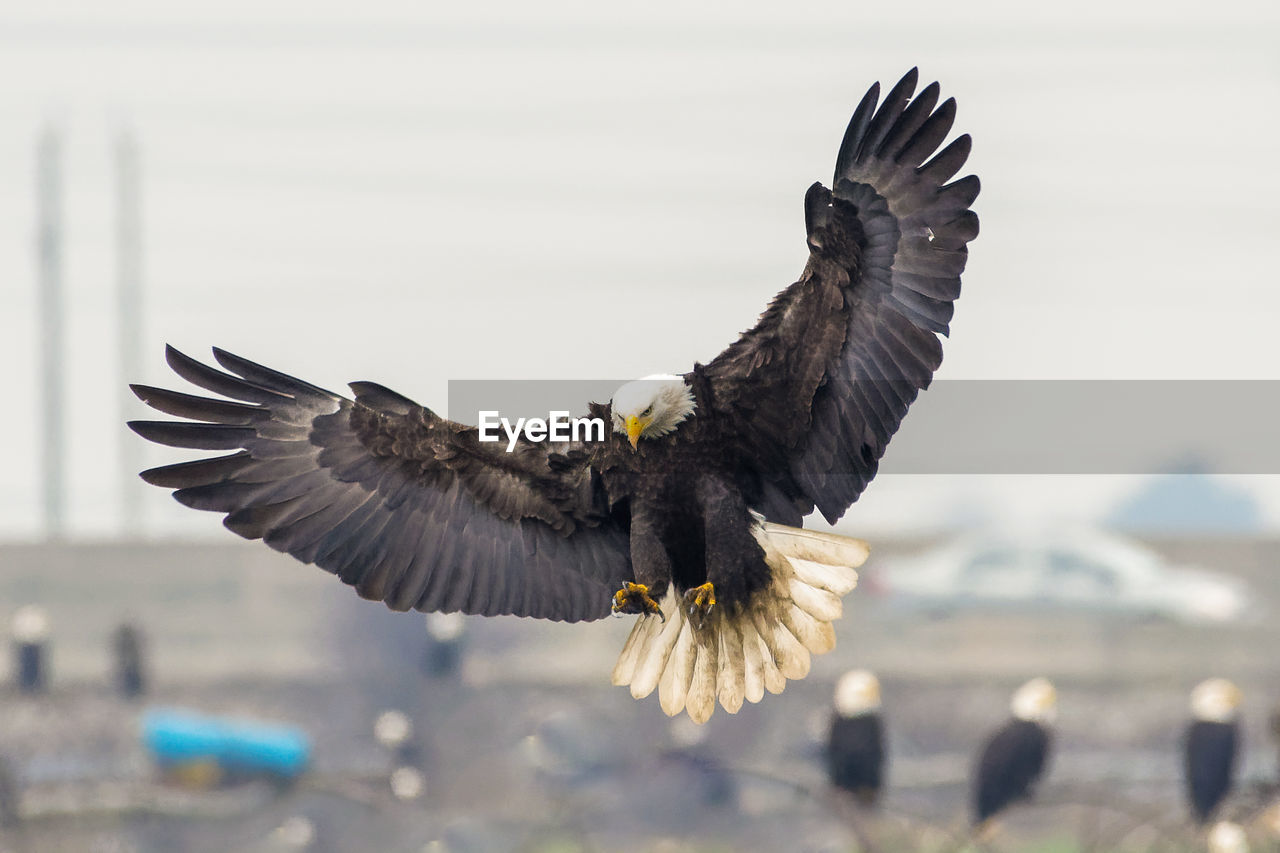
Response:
129,69,979,723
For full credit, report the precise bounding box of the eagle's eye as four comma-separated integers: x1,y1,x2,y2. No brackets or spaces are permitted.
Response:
641,405,653,417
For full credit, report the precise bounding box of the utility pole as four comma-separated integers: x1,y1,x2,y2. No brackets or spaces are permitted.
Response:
36,126,66,540
116,127,144,535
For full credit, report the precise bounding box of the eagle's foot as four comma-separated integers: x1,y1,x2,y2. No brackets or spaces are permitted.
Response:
612,582,665,622
683,582,716,627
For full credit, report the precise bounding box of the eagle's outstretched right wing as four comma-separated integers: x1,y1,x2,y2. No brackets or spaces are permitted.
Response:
130,346,630,622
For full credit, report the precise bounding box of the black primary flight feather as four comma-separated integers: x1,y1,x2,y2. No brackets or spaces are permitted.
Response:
973,719,1051,824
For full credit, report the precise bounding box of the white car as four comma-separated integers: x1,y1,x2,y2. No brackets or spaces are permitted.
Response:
877,528,1250,624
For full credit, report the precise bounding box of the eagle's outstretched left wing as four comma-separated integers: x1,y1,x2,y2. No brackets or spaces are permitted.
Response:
697,68,979,524
130,346,630,622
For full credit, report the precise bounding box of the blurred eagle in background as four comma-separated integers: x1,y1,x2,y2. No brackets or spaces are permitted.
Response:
130,68,979,722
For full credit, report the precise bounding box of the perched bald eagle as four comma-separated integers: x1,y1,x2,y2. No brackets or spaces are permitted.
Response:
129,68,979,722
826,669,886,806
1185,677,1242,825
972,678,1056,828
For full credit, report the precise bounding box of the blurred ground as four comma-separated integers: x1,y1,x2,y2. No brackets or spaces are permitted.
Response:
1,535,1279,851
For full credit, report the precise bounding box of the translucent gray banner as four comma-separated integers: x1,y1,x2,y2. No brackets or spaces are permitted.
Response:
446,380,1280,474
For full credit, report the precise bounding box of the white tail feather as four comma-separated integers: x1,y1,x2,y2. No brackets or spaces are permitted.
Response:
788,556,859,596
782,602,835,655
687,637,718,723
610,522,867,722
716,623,746,713
759,630,787,695
763,613,810,681
761,522,869,566
787,578,843,622
740,620,766,704
629,606,680,699
611,609,652,685
658,616,696,716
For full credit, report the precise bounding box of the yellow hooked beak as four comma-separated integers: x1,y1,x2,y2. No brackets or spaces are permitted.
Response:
625,415,649,450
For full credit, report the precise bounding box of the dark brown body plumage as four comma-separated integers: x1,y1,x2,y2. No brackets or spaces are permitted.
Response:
828,713,886,806
973,719,1051,824
129,68,978,631
1184,719,1238,824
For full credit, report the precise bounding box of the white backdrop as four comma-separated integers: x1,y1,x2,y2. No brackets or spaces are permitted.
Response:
1,0,1277,537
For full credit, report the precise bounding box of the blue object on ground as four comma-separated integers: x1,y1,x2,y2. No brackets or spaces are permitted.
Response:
141,707,310,778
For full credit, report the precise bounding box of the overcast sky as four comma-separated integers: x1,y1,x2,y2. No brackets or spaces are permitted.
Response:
1,0,1278,539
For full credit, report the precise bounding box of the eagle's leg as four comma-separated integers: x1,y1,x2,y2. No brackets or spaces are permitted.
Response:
614,507,671,621
693,475,770,627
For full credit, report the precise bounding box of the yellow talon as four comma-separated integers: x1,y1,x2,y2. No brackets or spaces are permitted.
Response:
684,582,716,624
612,582,665,621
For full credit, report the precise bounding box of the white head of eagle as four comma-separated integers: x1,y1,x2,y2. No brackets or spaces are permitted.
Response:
1011,677,1057,725
1191,677,1242,724
610,375,696,449
834,669,882,717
